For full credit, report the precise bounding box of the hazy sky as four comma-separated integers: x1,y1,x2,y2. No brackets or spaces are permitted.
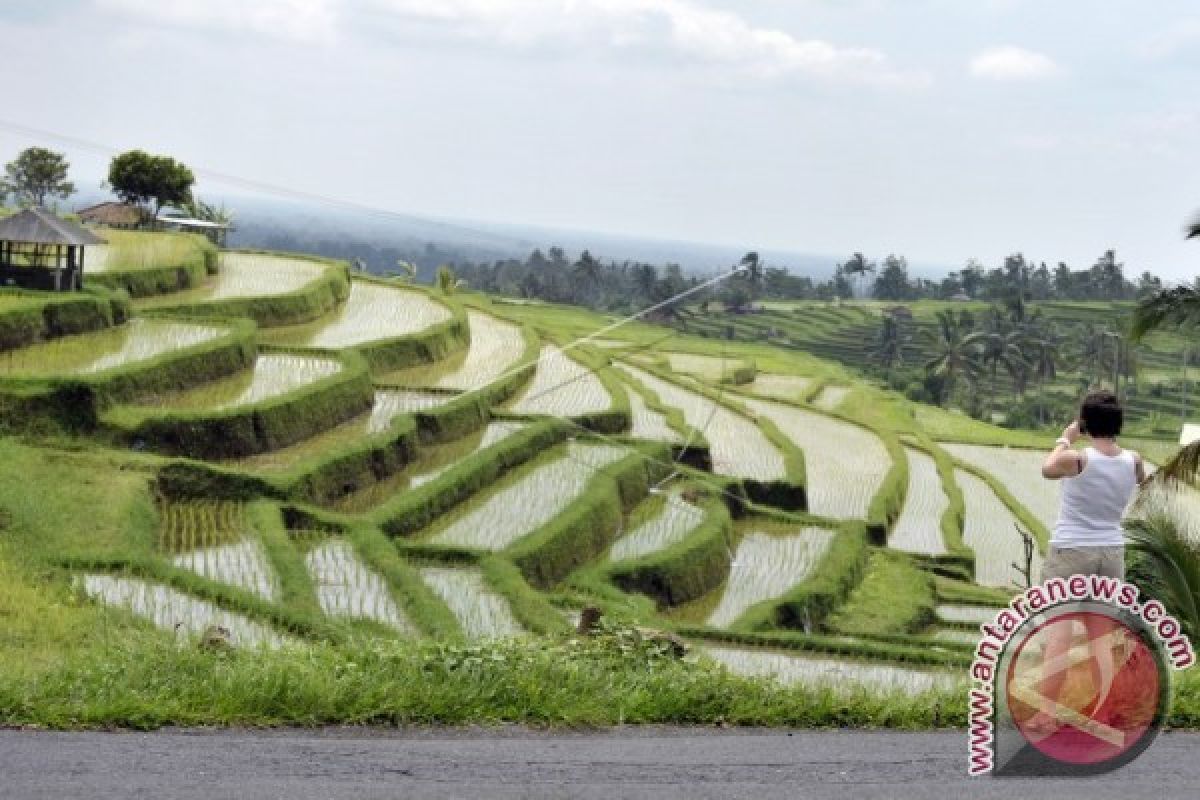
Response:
3,0,1199,278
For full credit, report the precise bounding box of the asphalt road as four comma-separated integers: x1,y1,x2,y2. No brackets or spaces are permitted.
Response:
3,727,1197,799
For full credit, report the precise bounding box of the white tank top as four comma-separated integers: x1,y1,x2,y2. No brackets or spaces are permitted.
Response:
1052,447,1138,547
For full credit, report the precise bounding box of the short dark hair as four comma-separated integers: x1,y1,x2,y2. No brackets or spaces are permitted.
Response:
1079,390,1123,438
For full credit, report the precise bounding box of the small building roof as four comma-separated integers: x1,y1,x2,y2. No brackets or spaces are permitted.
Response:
156,215,230,230
0,207,106,246
77,201,142,226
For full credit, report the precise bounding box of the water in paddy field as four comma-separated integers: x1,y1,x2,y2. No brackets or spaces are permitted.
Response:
739,396,889,519
0,319,224,377
279,281,451,348
617,362,787,481
304,540,416,634
609,490,706,562
135,253,325,308
508,345,613,417
172,540,280,602
937,604,1003,626
888,448,950,555
623,382,682,443
418,566,523,640
77,574,290,649
149,353,342,412
425,442,628,551
954,469,1044,587
702,645,960,694
706,527,835,628
745,373,813,402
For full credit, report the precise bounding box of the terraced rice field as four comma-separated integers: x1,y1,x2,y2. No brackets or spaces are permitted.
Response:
227,389,423,471
813,386,851,411
955,468,1044,587
617,363,787,481
624,383,682,443
159,501,279,600
173,541,279,602
740,397,889,519
136,252,326,307
665,353,748,382
431,311,525,391
78,574,288,648
0,318,224,376
703,645,957,693
706,525,835,628
888,448,949,555
418,566,523,639
331,421,528,512
507,346,612,417
943,443,1059,532
426,442,629,550
149,353,342,411
609,491,706,562
272,281,452,348
745,373,813,402
304,540,415,633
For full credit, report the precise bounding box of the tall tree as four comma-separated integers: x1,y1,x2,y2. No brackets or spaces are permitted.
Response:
922,310,983,405
873,254,911,301
839,253,875,298
2,147,75,207
873,314,909,374
108,150,195,222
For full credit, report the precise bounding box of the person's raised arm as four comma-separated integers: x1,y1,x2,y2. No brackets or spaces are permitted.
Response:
1042,420,1083,480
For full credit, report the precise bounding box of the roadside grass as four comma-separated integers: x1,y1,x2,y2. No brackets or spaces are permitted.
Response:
0,630,968,729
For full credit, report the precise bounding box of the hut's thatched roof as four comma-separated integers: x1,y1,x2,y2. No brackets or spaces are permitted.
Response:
0,207,105,246
77,201,142,227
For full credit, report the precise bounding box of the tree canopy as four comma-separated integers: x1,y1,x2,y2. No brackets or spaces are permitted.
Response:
2,147,75,207
108,150,195,221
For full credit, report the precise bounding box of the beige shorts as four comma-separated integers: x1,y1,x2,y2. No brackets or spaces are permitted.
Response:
1040,545,1125,582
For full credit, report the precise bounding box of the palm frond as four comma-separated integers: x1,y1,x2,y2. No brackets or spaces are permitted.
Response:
1131,286,1200,341
1125,513,1200,638
1187,216,1200,239
1145,442,1200,489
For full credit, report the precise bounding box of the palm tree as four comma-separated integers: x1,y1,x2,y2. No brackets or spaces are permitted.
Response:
873,315,909,375
1028,326,1064,425
840,253,875,299
922,310,983,404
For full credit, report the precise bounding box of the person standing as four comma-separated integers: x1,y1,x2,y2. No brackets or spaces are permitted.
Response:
1027,390,1146,735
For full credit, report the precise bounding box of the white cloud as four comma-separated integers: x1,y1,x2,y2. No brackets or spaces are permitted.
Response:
375,0,925,87
96,0,927,88
95,0,338,43
969,46,1059,81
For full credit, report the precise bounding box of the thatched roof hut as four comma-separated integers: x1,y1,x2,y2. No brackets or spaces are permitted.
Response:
0,207,106,291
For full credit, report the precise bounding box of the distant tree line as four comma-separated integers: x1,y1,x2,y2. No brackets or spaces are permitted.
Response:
451,247,699,317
